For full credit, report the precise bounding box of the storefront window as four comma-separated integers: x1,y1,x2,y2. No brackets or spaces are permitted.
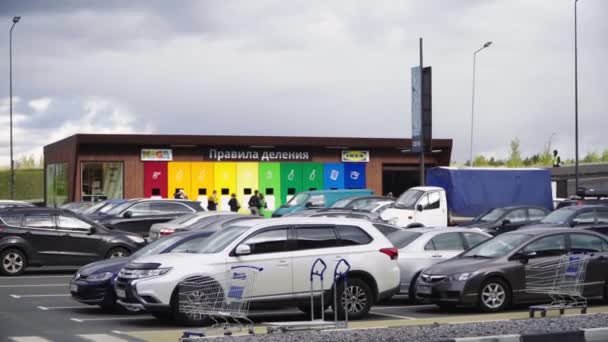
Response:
81,162,123,202
46,163,68,207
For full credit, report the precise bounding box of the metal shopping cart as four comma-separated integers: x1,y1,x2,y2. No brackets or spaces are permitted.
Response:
178,265,263,340
525,253,590,317
266,258,351,333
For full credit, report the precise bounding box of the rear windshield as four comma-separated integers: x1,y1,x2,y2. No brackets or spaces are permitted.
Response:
386,231,422,248
477,208,506,222
540,208,575,224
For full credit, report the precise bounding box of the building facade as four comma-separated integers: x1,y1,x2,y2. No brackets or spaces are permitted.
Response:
44,134,452,210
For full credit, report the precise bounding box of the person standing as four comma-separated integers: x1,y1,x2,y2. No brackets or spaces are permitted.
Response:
248,190,260,215
552,150,561,167
228,193,240,212
208,190,218,211
258,193,267,216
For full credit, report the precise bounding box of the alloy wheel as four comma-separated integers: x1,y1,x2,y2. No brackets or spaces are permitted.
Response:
341,285,368,313
110,249,126,258
481,282,506,309
3,252,24,274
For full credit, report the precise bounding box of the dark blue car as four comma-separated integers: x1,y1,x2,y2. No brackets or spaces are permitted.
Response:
70,229,217,309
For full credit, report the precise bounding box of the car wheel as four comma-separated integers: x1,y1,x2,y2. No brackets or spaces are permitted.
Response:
408,273,421,304
170,279,221,326
106,247,130,259
334,277,373,320
478,278,510,312
0,248,27,276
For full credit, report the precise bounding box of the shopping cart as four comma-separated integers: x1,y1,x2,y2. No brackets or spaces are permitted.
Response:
266,258,351,333
178,265,263,340
525,253,590,317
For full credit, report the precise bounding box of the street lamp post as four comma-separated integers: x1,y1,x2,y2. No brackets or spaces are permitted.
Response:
574,0,580,193
9,16,20,200
469,41,492,167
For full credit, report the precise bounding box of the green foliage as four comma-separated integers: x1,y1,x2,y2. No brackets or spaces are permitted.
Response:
506,138,523,167
15,154,43,169
603,149,608,162
583,151,601,163
0,169,44,201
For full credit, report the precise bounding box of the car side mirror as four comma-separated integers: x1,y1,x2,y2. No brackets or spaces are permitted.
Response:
123,211,133,218
416,204,423,212
502,219,511,226
235,244,251,256
305,202,313,208
516,251,536,263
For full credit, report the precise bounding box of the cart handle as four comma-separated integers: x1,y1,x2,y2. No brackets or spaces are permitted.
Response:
310,258,327,281
231,265,264,272
333,258,351,280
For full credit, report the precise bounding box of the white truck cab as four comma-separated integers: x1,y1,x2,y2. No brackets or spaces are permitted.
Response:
380,186,448,227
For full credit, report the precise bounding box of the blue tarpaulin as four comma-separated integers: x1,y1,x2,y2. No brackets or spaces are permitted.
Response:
426,167,554,217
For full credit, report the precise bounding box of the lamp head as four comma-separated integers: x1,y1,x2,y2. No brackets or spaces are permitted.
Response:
483,41,493,48
13,16,21,23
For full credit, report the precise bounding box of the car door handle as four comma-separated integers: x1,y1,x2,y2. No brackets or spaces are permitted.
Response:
276,260,289,267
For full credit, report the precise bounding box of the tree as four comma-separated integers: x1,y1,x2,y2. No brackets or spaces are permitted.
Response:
474,155,490,167
602,149,608,162
583,151,601,163
506,138,523,168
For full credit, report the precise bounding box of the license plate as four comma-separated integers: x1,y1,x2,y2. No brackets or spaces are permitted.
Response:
115,288,126,298
70,284,78,292
416,285,432,295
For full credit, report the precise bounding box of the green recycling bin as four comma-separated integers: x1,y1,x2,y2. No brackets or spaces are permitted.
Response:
259,163,281,217
301,162,324,191
280,163,303,204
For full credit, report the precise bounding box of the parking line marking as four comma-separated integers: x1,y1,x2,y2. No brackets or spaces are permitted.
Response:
0,284,67,288
71,317,150,323
10,294,70,298
38,305,92,311
370,311,416,320
10,337,53,342
77,334,130,342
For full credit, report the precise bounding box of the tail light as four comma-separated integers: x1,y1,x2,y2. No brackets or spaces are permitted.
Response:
159,228,175,236
576,201,584,206
380,247,399,260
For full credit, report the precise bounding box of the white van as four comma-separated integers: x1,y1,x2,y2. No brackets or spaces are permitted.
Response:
380,186,448,227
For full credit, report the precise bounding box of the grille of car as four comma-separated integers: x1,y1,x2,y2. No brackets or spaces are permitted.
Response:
420,274,447,283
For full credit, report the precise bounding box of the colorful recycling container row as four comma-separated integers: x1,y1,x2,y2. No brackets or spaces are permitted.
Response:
143,161,366,214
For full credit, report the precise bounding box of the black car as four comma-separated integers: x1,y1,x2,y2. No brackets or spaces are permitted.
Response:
148,212,238,241
0,208,146,276
71,228,219,309
556,187,608,209
0,200,35,209
459,206,550,235
416,228,608,312
94,199,204,236
60,201,94,213
81,199,129,220
173,214,263,234
306,210,382,221
521,205,608,230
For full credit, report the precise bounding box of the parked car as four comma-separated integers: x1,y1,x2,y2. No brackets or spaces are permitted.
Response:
387,227,492,300
114,217,400,323
173,214,264,234
60,202,94,213
95,199,204,236
521,205,608,230
330,196,394,210
272,189,374,217
0,208,146,276
416,228,608,312
148,212,237,242
371,222,405,235
0,200,35,209
459,206,550,235
555,187,608,209
81,199,129,220
307,210,381,221
71,228,221,309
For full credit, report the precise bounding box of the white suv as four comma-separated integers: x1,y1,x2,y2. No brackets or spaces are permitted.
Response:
114,217,400,324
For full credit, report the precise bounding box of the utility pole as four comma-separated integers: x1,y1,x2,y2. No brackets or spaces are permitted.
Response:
419,37,425,186
9,16,21,199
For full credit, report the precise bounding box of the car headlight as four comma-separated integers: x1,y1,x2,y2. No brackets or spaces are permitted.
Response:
126,235,145,244
121,268,171,280
87,272,114,282
451,272,475,281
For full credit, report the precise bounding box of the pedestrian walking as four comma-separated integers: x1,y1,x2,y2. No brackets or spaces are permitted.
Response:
258,193,267,216
228,193,240,212
208,190,218,211
249,190,260,215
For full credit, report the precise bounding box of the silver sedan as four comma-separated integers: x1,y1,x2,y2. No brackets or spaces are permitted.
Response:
387,227,492,300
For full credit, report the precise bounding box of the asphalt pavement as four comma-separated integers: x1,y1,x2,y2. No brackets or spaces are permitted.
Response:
1,268,607,342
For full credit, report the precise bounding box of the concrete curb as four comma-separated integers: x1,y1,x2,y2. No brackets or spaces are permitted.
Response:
438,327,608,342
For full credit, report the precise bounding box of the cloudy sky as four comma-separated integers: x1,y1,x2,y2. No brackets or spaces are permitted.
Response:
0,0,606,165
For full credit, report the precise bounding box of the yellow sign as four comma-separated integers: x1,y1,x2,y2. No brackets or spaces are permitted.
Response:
341,150,370,163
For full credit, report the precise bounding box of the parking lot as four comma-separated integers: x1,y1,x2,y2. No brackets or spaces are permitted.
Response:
1,268,607,342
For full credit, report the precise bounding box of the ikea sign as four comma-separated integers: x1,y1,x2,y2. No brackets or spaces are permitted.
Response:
341,150,370,163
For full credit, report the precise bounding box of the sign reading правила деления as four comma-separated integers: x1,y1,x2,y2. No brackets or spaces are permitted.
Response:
204,148,312,162
341,150,370,163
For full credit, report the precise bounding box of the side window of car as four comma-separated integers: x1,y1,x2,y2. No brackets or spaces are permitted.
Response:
504,209,528,223
425,233,465,251
522,234,567,258
0,214,23,226
569,233,605,253
308,195,325,207
170,236,209,253
242,228,289,255
336,225,372,246
417,194,429,210
23,214,54,229
56,215,91,232
128,203,154,217
463,232,490,248
596,210,608,225
528,208,547,221
572,211,595,226
373,223,401,235
425,192,441,210
150,202,193,214
295,226,339,250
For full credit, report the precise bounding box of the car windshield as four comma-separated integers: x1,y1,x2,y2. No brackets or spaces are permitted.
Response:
330,198,354,208
131,235,184,258
477,208,507,222
462,233,531,258
105,201,133,215
285,193,310,207
80,201,107,215
394,189,423,209
386,231,423,248
190,225,250,253
540,208,575,224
